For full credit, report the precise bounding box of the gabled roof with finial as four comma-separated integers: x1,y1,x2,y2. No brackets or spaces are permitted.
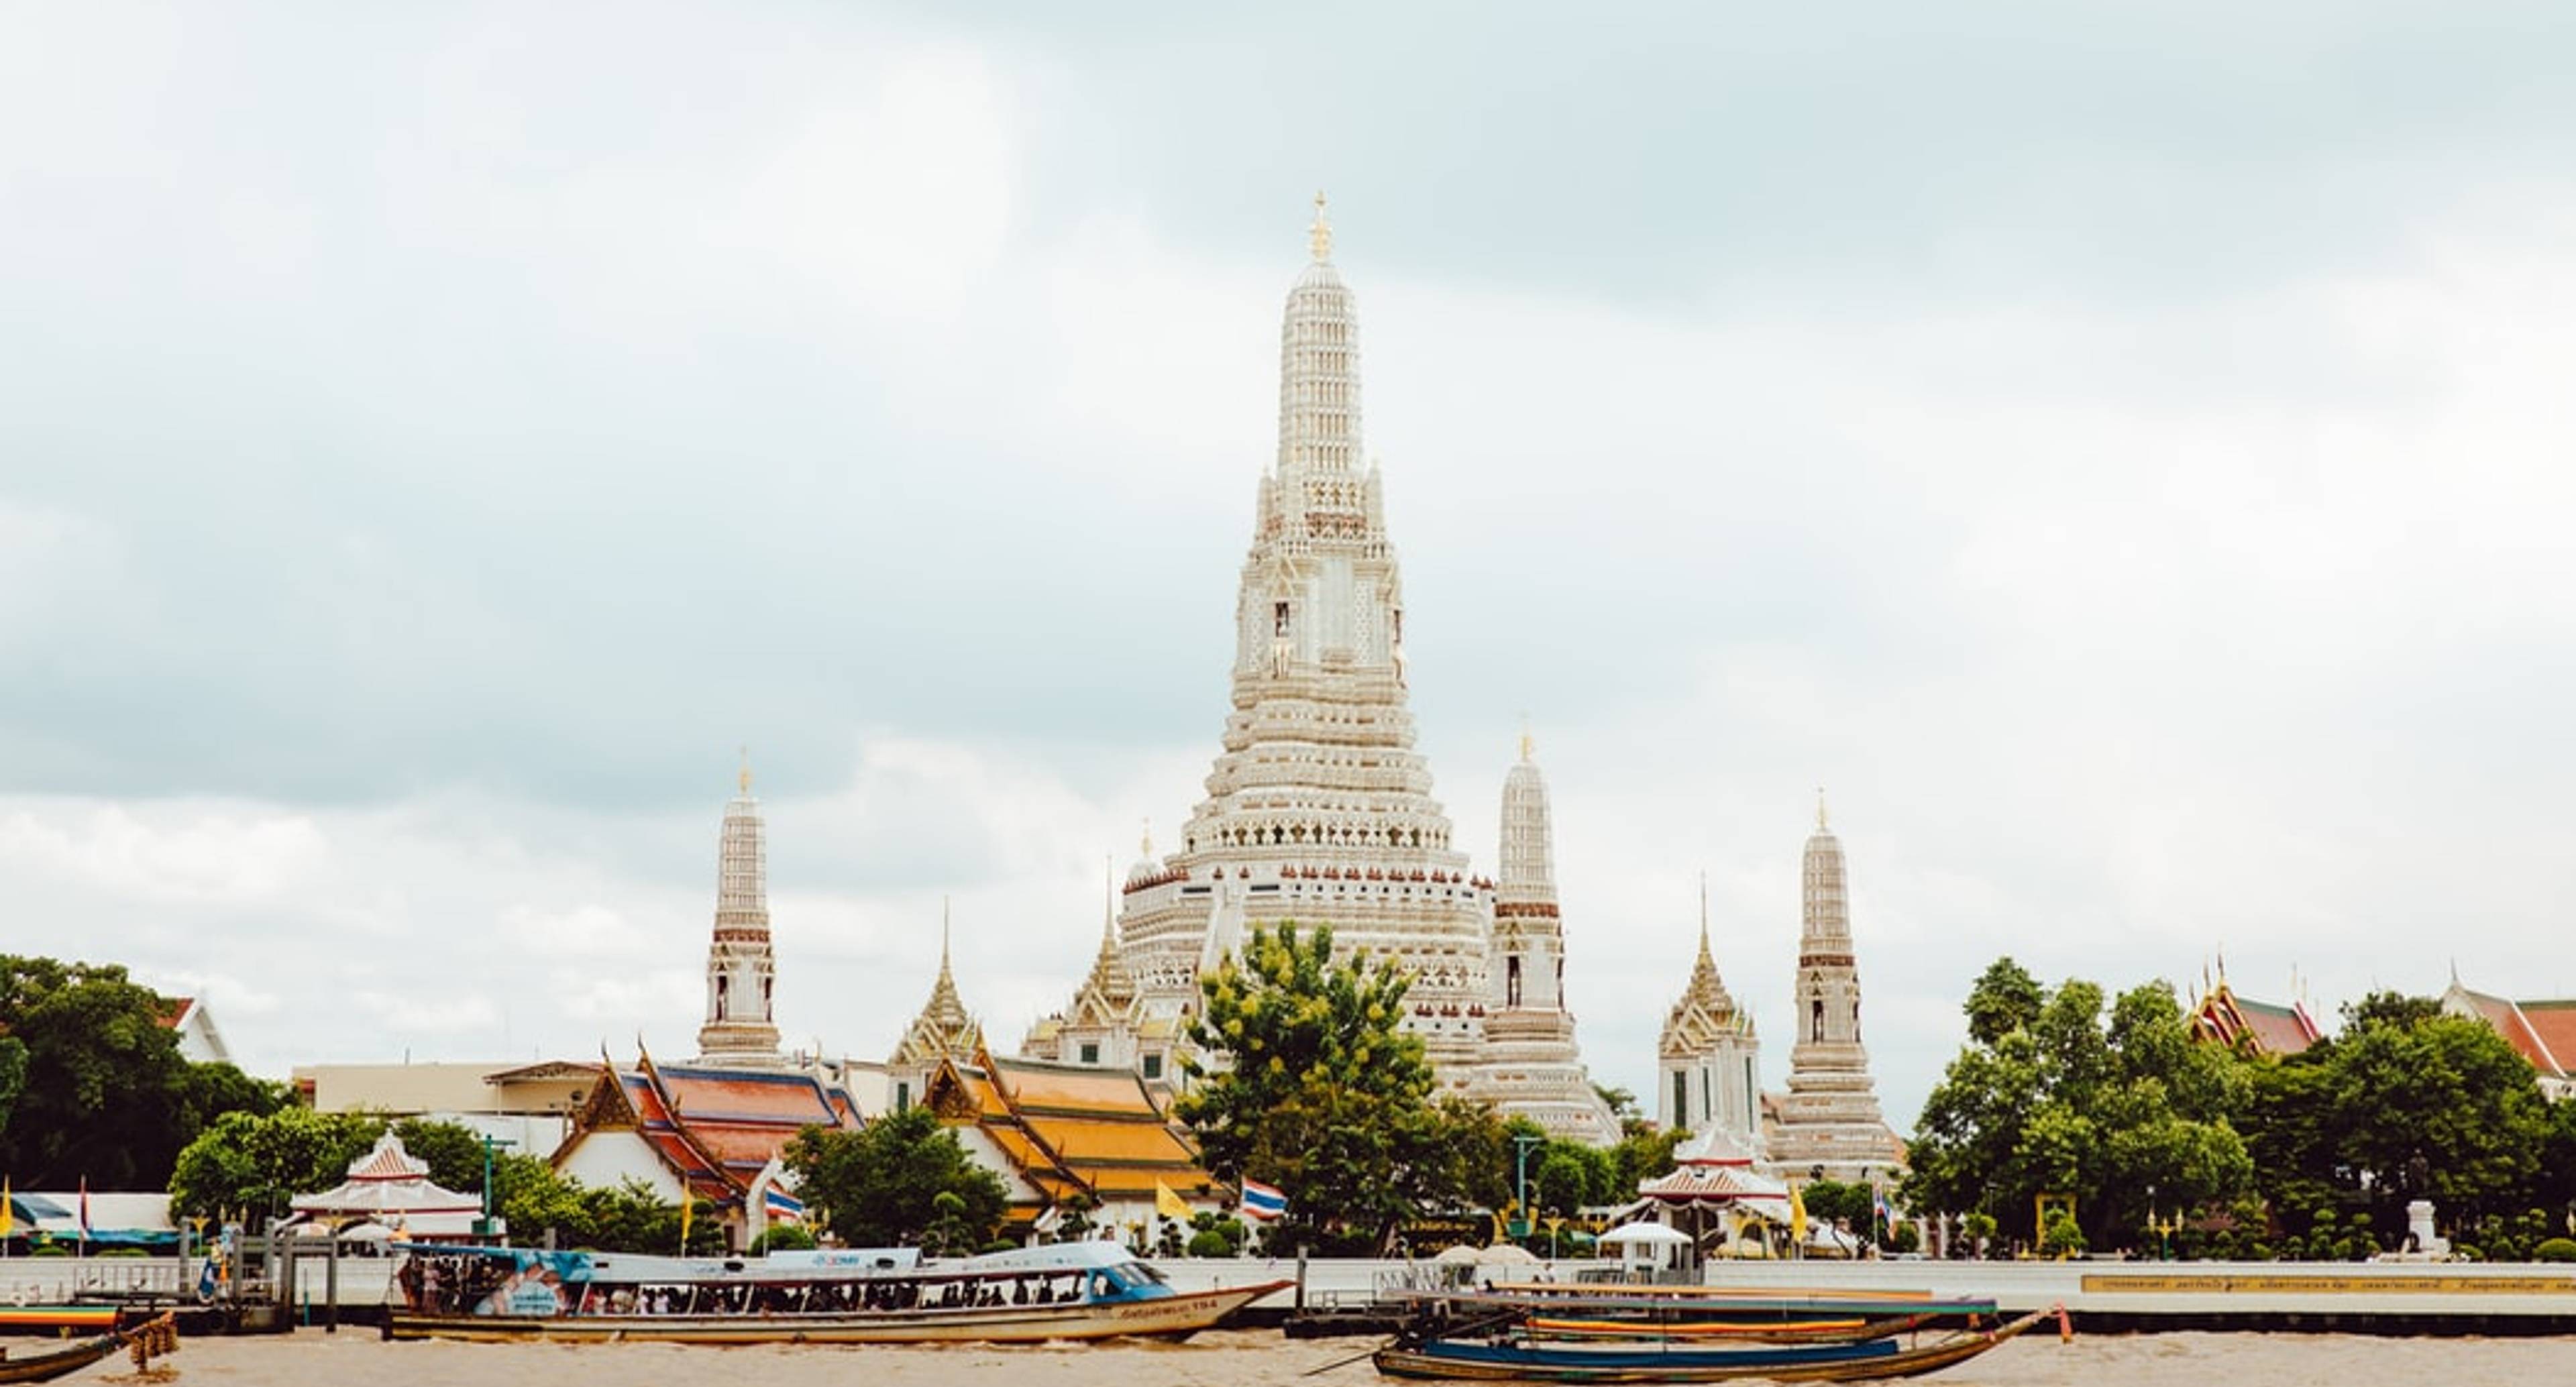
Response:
1069,861,1141,1025
1662,874,1753,1056
891,900,983,1064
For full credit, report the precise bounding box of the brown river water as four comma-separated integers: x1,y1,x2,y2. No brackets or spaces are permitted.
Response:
115,1327,2576,1386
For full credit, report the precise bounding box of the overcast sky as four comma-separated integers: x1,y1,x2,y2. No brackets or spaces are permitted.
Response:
7,2,2575,1132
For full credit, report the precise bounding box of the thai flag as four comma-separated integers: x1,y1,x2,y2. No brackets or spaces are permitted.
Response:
762,1186,805,1225
1239,1179,1287,1221
1874,1191,1898,1229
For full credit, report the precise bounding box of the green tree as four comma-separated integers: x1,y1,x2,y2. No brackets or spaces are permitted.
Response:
0,1035,31,1137
2324,999,2546,1233
387,1117,492,1195
1964,958,2045,1048
0,957,195,1186
1175,923,1454,1254
749,1223,818,1254
1608,1126,1685,1201
784,1105,1008,1249
166,1107,384,1226
1904,968,2252,1251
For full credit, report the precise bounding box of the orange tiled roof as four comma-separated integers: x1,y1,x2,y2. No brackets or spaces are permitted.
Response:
2190,986,2322,1058
2519,1002,2576,1078
574,1056,861,1205
2455,987,2572,1078
993,1057,1163,1115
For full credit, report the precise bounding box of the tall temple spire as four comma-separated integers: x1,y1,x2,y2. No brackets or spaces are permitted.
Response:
1483,734,1616,1142
696,759,782,1065
1275,195,1364,476
1497,735,1556,901
1769,801,1896,1179
1108,195,1499,1100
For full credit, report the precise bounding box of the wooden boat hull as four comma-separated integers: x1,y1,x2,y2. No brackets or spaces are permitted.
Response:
1373,1305,2061,1384
0,1312,174,1386
388,1278,1289,1345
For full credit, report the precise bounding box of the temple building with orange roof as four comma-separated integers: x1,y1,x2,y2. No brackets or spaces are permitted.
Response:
547,765,867,1248
2442,973,2576,1101
920,1048,1222,1236
553,1047,862,1247
2187,971,2324,1058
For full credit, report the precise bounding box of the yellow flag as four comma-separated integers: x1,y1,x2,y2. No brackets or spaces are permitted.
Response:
678,1193,694,1252
1789,1184,1809,1245
1,1176,13,1241
1154,1180,1191,1221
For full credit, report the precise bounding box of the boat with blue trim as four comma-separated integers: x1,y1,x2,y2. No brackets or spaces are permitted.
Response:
385,1239,1288,1344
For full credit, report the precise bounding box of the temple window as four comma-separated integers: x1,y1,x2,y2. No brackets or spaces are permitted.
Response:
1505,956,1523,1007
1079,1042,1099,1064
1811,999,1825,1043
1143,1054,1163,1080
1672,1072,1688,1127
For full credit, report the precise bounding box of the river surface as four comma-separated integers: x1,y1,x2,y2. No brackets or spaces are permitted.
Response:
125,1327,2576,1386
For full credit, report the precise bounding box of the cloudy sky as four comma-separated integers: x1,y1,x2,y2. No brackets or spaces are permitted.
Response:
7,2,2575,1130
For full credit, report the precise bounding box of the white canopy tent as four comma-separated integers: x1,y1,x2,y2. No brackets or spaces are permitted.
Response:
282,1132,485,1239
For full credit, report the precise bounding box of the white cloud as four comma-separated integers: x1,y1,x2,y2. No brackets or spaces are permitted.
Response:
7,5,2576,1135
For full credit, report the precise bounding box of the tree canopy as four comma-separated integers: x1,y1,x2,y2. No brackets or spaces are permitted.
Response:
2245,991,2553,1254
1908,961,2570,1260
1903,962,2252,1251
784,1105,1008,1253
0,955,288,1188
1175,923,1494,1254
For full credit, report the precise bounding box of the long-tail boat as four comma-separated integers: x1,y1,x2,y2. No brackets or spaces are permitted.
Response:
0,1311,176,1386
1372,1302,2067,1383
385,1239,1289,1344
1392,1284,1998,1345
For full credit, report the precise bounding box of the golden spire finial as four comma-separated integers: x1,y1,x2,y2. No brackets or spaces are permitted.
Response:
738,744,752,795
1816,786,1829,831
1309,190,1332,262
1140,817,1154,857
1518,713,1533,764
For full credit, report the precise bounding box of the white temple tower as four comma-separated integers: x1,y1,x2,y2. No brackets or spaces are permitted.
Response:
1764,797,1902,1180
695,761,783,1066
1475,735,1619,1143
1658,879,1761,1144
1114,197,1499,1088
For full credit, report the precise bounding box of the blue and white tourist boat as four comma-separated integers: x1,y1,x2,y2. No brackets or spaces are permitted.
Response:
386,1239,1289,1344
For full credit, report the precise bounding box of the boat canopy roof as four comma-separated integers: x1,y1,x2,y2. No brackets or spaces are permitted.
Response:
960,1241,1146,1274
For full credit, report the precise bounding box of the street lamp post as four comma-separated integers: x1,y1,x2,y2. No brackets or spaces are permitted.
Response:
478,1134,518,1241
1511,1135,1544,1243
